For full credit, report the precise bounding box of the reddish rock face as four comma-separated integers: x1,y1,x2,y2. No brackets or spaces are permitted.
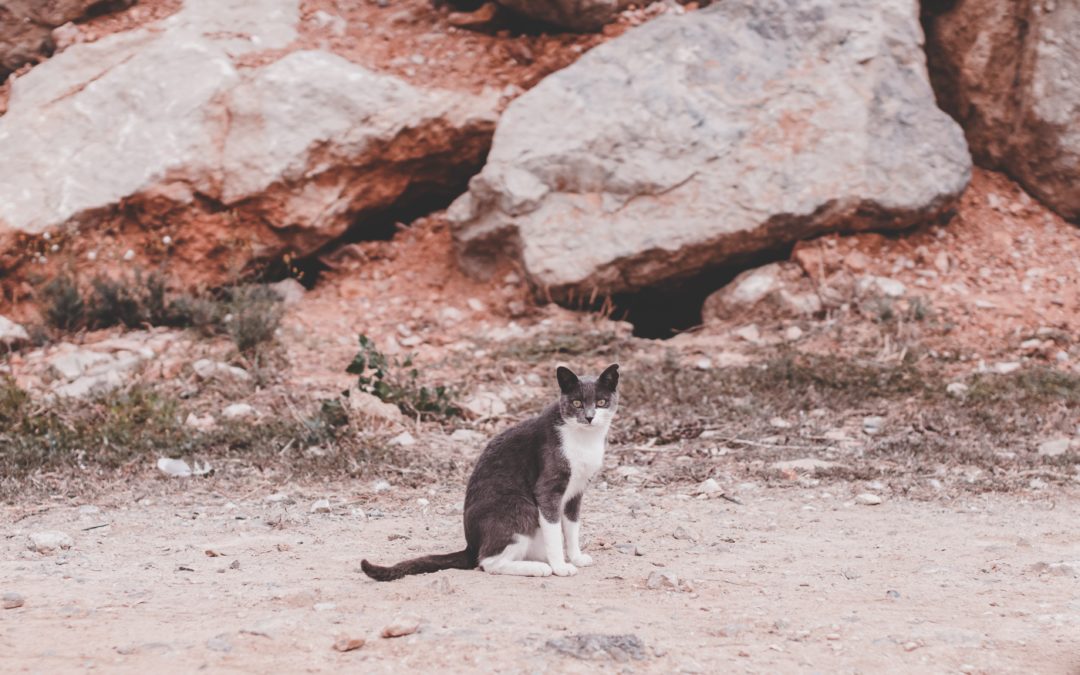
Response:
926,0,1080,221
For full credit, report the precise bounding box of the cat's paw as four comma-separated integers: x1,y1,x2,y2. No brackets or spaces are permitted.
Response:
569,553,593,567
550,562,578,577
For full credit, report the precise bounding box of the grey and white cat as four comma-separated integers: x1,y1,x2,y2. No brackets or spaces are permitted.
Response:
361,364,619,580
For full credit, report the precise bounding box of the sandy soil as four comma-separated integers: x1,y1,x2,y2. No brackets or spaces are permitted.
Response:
3,478,1079,673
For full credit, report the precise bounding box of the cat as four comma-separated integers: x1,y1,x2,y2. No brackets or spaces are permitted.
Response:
361,363,619,580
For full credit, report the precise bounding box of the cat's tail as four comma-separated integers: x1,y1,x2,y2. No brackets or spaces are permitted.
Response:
360,549,474,582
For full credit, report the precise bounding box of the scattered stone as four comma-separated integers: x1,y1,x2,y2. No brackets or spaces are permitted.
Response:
347,390,405,423
1037,439,1070,457
673,526,700,542
2,592,25,609
646,570,693,592
463,391,507,419
314,602,337,612
265,493,292,504
946,382,969,398
769,417,792,429
27,530,73,554
855,493,883,506
0,316,29,346
450,428,485,444
192,359,251,382
546,634,647,662
222,403,256,420
733,324,761,344
310,499,332,514
771,458,839,473
886,590,900,599
206,635,232,652
694,357,712,370
615,543,645,556
783,325,804,342
381,617,420,638
157,457,192,478
372,480,393,493
185,413,217,431
862,416,885,436
697,478,721,495
994,362,1021,375
269,278,306,305
390,431,416,447
857,276,906,299
333,635,366,652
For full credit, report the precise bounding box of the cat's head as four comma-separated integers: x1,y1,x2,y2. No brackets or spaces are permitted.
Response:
556,364,619,428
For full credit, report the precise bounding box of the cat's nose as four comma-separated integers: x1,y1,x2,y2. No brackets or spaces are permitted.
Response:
584,413,594,424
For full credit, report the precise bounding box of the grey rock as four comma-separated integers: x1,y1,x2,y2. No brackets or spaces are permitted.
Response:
0,315,29,345
206,635,232,652
450,428,486,444
546,633,648,662
452,0,970,300
0,0,496,288
2,592,25,609
862,416,886,436
222,403,256,420
855,493,883,506
157,458,192,478
381,616,421,638
771,458,839,473
27,530,73,554
927,0,1080,219
703,263,822,323
192,359,252,383
310,499,332,514
1037,438,1070,457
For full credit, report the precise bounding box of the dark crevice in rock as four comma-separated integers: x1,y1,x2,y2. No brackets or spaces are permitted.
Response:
263,179,479,289
606,245,794,339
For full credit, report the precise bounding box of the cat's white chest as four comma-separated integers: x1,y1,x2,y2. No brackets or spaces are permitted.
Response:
558,424,607,500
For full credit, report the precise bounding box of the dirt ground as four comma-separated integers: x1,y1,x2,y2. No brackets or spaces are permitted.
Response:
3,477,1079,674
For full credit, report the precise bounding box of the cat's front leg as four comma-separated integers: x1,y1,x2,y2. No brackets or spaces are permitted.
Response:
562,494,593,567
538,487,577,576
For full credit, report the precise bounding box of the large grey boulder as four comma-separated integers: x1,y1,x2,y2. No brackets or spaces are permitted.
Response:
0,0,136,82
0,0,496,287
451,0,972,300
926,0,1080,221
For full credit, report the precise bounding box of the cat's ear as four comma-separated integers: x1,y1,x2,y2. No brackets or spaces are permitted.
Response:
598,363,620,391
556,366,579,394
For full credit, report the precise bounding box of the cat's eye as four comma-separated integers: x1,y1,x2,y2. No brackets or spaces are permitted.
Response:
572,400,583,408
597,399,608,407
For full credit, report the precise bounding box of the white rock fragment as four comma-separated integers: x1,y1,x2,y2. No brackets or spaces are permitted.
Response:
157,457,192,477
310,499,332,514
27,530,74,554
381,617,421,638
390,431,416,447
222,403,256,419
0,316,30,345
1037,438,1070,457
855,493,883,506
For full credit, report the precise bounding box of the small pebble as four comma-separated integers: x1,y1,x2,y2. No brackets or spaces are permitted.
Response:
381,617,421,638
2,592,25,609
333,635,366,652
310,499,331,514
855,493,883,506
